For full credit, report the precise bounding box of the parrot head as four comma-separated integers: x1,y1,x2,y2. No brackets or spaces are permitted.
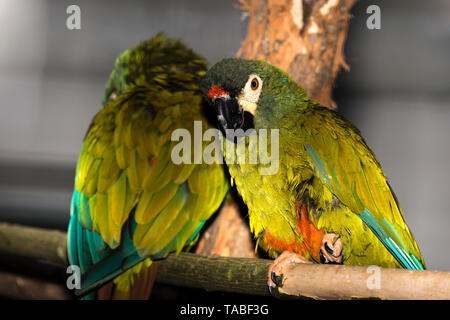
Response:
201,58,308,135
103,33,207,106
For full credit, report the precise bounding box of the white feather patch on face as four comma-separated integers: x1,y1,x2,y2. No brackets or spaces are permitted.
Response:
237,74,263,116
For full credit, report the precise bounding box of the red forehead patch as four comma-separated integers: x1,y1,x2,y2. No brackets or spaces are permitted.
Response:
207,86,229,100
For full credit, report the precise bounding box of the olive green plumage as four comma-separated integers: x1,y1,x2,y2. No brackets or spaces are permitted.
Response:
201,58,425,269
68,34,228,298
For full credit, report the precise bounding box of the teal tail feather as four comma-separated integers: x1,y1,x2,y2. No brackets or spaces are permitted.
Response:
359,209,424,270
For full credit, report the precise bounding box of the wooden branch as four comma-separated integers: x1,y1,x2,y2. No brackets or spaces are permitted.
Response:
157,253,270,296
0,270,71,300
278,263,450,300
1,222,450,300
0,222,67,266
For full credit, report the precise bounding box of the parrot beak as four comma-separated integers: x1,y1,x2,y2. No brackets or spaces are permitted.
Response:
214,96,245,132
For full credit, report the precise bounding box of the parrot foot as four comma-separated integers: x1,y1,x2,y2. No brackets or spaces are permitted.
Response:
267,251,311,292
320,233,343,264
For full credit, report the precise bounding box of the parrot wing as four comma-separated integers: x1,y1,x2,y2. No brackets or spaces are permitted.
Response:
68,90,228,297
298,103,424,270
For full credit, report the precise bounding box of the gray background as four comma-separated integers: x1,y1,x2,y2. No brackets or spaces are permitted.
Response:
0,0,449,270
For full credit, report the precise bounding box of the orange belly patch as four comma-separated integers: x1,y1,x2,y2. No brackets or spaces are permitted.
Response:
262,202,324,262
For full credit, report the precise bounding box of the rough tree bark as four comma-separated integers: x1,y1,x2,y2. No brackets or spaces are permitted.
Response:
238,0,356,109
195,200,256,258
197,0,357,258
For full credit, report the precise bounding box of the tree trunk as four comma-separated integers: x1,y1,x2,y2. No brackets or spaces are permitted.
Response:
195,200,256,258
238,0,356,109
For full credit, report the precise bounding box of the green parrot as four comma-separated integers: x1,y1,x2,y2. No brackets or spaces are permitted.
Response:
201,58,425,289
67,34,228,299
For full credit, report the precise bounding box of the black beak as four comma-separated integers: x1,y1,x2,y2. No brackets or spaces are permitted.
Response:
214,96,244,132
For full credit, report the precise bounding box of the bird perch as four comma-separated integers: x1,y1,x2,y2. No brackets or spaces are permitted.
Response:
0,222,449,300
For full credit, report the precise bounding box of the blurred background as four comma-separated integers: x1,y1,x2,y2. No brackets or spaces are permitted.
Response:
0,0,449,271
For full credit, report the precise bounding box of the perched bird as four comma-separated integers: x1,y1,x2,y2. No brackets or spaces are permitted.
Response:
68,34,228,299
201,58,425,289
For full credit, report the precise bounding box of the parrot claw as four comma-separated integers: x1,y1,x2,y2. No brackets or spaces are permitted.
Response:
320,233,343,264
270,270,279,285
267,251,311,294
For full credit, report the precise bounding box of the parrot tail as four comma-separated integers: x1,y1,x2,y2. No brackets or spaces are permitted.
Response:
359,209,425,270
68,199,151,299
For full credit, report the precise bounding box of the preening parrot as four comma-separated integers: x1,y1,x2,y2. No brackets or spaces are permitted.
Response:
67,34,228,299
201,58,425,289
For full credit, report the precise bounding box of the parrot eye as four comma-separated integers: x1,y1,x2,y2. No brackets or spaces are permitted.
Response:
236,74,263,116
250,78,259,90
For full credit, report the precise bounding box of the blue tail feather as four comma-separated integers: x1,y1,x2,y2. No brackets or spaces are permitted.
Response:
359,208,424,270
68,190,211,298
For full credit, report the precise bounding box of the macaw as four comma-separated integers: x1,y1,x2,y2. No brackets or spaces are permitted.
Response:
67,34,228,299
201,58,425,290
